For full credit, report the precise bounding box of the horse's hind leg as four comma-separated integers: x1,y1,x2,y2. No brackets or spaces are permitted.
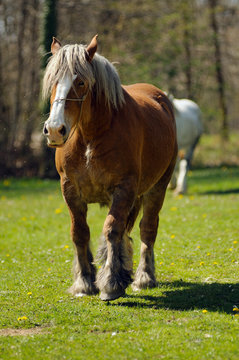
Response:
61,178,98,296
96,181,137,301
132,169,174,290
175,158,187,195
175,135,201,195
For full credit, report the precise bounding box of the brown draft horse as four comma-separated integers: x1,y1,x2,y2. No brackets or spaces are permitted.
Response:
43,35,177,301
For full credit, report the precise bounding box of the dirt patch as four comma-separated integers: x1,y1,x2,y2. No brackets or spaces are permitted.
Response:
0,327,49,337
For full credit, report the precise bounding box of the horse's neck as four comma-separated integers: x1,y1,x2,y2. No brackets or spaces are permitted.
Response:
78,98,112,142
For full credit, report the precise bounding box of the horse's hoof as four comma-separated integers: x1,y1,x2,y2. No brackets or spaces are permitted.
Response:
100,289,125,301
131,283,141,292
75,292,87,298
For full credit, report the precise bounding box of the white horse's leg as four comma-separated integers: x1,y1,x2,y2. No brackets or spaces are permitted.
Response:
174,135,201,195
175,159,187,194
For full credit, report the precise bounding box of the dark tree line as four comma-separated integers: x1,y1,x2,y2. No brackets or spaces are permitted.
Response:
0,0,238,176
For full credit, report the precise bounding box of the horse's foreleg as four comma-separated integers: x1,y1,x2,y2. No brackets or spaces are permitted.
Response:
132,195,160,291
96,183,136,301
69,206,98,296
62,179,97,296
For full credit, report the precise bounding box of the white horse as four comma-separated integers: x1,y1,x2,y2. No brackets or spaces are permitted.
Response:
169,96,203,194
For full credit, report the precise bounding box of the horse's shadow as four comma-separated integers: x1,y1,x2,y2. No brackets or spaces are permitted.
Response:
200,188,239,196
109,281,239,314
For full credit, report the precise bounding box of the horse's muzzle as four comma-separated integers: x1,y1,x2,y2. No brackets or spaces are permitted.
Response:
43,123,68,147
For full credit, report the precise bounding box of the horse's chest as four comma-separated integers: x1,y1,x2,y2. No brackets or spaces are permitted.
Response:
65,149,112,204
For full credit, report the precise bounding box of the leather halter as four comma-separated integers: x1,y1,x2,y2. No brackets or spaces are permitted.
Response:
52,86,90,105
52,86,90,143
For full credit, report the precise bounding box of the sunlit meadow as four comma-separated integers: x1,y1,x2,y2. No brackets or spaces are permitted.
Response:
0,167,239,359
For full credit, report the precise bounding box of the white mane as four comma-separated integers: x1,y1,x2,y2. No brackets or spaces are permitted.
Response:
42,44,125,110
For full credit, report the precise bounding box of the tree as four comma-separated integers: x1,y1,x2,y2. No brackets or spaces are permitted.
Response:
42,0,58,69
208,0,228,139
40,0,58,178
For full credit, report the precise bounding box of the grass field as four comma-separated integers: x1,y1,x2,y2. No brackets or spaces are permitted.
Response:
0,167,239,359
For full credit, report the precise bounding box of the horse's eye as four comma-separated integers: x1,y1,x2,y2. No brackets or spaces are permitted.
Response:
78,81,84,87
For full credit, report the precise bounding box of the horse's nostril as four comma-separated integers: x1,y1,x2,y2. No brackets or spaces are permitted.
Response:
43,124,48,135
59,125,66,137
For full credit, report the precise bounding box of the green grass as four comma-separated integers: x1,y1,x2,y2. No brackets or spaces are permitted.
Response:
0,168,239,360
193,133,239,167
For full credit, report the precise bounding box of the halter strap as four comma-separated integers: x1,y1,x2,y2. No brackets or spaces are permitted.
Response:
56,86,90,144
52,89,89,104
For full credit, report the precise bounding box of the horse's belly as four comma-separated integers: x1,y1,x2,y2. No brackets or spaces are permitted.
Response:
74,172,112,205
82,187,112,204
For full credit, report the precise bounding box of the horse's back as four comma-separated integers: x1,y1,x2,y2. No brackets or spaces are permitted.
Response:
121,83,177,192
123,83,175,126
124,83,172,106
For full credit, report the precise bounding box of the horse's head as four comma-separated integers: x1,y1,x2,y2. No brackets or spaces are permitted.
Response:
43,36,98,147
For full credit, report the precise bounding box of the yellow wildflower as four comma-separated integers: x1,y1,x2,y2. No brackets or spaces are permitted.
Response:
197,245,201,249
64,245,69,249
213,262,218,265
229,248,233,252
200,261,204,266
3,179,10,186
55,208,62,214
202,309,208,313
170,207,177,211
6,254,10,257
171,234,175,239
48,268,51,272
202,214,207,218
233,241,238,244
27,292,32,296
159,262,164,265
170,262,175,266
17,316,28,321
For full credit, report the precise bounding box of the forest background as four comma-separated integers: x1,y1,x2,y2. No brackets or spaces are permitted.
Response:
0,0,238,177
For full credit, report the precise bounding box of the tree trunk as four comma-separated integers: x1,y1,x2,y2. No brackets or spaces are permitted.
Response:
12,0,28,147
40,0,58,178
25,0,40,142
209,0,229,139
183,16,193,100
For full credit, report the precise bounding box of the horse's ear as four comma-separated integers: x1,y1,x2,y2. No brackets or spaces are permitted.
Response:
86,35,98,62
51,37,61,55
